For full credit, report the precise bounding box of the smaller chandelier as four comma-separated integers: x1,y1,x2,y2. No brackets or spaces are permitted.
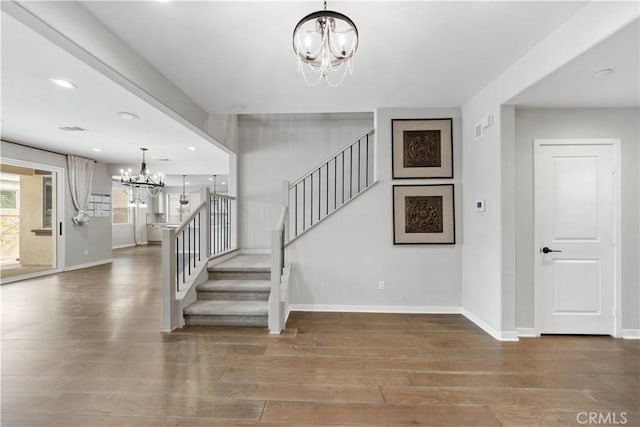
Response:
179,175,189,206
120,147,164,197
293,0,359,87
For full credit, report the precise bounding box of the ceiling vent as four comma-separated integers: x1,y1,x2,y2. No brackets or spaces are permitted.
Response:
58,126,88,132
156,158,171,162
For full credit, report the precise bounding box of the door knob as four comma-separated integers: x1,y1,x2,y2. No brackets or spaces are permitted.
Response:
541,246,562,254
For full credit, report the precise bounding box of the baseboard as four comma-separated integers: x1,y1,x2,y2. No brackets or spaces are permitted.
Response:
622,329,640,339
64,259,113,271
289,304,462,314
461,308,519,342
112,243,136,249
240,249,270,255
516,327,539,338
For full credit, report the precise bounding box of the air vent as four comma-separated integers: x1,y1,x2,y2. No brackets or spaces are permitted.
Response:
156,158,171,162
59,126,88,132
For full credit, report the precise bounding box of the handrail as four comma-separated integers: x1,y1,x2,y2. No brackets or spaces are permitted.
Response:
210,193,236,200
287,128,376,241
173,201,206,235
289,128,375,187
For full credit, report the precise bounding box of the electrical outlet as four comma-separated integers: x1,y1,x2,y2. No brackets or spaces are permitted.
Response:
84,249,89,256
378,281,385,290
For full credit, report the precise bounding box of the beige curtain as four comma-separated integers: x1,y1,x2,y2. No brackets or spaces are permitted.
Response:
67,155,94,225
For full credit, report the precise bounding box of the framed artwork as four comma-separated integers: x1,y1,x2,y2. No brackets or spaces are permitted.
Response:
392,118,453,179
393,184,455,244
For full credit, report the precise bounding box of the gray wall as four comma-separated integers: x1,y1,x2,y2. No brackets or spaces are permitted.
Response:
238,113,373,249
238,109,462,309
288,108,463,308
515,108,639,330
1,140,113,269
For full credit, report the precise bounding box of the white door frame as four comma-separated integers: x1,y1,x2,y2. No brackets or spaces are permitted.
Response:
533,138,622,337
0,157,65,283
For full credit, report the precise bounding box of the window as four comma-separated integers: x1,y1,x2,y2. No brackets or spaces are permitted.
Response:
42,176,53,228
112,187,130,224
0,189,18,210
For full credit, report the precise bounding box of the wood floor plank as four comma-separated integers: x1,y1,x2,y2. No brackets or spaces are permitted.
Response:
38,393,265,421
261,401,501,426
1,245,636,426
175,381,384,403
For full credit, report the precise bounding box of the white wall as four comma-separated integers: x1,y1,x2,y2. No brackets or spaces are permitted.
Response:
238,113,373,249
1,140,113,269
515,108,640,330
461,2,637,338
112,223,135,248
285,108,462,309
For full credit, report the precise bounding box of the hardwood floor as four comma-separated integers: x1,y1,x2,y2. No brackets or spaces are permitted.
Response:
1,245,638,426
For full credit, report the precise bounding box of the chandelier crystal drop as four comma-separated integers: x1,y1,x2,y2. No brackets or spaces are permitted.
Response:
293,0,359,87
119,147,164,197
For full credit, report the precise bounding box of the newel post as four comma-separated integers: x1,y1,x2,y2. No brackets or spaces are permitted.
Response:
161,227,178,331
269,228,282,334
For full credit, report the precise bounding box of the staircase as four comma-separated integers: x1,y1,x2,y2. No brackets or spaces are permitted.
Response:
163,128,375,332
183,254,270,327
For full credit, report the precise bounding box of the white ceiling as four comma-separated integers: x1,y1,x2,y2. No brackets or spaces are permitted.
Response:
510,19,639,108
2,0,634,177
0,12,229,175
80,1,587,114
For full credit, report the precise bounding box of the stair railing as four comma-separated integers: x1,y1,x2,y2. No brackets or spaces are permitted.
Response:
210,192,236,255
287,128,375,242
162,188,237,331
268,129,376,334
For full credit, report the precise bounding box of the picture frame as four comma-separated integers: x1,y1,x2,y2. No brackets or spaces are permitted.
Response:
393,184,455,244
392,118,453,179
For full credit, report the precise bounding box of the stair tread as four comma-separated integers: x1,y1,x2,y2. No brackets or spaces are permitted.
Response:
184,300,268,316
197,279,270,292
208,254,270,272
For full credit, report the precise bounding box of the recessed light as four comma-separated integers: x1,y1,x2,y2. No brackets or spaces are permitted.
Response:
185,182,190,185
118,112,140,120
592,68,614,78
208,177,213,181
221,181,227,185
187,146,196,151
92,148,102,152
50,77,76,89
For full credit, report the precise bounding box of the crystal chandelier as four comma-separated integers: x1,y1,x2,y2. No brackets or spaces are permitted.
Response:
119,148,164,197
293,0,359,87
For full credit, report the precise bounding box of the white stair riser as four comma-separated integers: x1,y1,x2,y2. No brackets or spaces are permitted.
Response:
184,315,267,327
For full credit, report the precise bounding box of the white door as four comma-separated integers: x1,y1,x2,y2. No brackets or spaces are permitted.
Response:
534,139,618,335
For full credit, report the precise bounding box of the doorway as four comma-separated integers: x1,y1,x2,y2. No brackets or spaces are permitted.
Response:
533,138,621,336
0,159,64,283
